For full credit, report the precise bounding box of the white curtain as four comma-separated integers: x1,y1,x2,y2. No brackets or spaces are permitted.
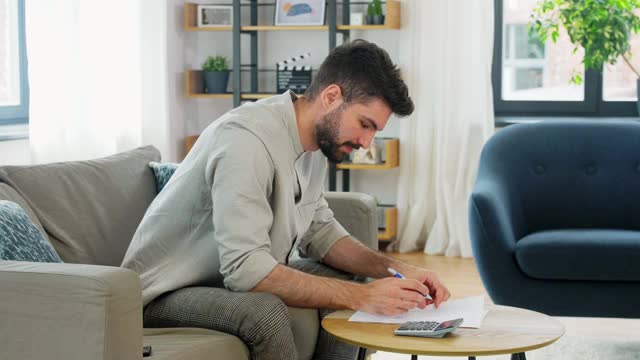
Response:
26,0,146,163
392,0,495,256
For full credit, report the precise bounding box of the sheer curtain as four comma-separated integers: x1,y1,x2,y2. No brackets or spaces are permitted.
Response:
392,0,495,256
26,0,146,163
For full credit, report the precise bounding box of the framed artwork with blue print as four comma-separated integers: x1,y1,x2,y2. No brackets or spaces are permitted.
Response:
0,200,62,263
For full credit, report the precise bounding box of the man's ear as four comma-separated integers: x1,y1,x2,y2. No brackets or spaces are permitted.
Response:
320,84,343,110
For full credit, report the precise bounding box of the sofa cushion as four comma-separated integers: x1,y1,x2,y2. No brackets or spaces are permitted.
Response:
143,328,249,360
0,146,161,266
0,183,48,242
516,229,640,282
0,201,62,263
148,161,179,193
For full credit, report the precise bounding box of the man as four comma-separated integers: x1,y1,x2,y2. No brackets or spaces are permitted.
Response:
122,39,450,360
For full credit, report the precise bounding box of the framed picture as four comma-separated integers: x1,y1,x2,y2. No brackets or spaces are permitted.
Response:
197,5,233,28
274,0,326,26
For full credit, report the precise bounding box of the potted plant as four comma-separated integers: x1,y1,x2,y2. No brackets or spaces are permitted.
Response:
202,55,230,94
366,0,384,25
531,0,640,113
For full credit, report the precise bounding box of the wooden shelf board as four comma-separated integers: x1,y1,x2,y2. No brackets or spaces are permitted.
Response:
185,26,232,32
242,25,328,31
378,207,397,241
185,135,199,155
337,24,398,30
242,93,277,99
336,163,396,170
378,231,394,241
187,93,233,99
187,70,281,99
336,138,399,170
186,24,400,32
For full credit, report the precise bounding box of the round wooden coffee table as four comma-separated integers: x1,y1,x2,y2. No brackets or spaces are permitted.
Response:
322,304,565,360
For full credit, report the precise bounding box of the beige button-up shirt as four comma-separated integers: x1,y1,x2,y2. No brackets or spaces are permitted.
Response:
122,92,349,306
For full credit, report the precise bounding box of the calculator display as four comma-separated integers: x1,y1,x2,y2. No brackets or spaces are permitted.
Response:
435,319,459,331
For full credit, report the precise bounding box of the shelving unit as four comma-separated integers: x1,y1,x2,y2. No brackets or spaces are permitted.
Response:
335,137,401,244
183,0,401,103
186,70,276,99
184,1,400,32
184,0,402,245
185,135,199,154
336,138,398,170
378,206,398,241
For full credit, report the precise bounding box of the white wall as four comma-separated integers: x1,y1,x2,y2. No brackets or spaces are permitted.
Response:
139,0,196,163
0,139,31,165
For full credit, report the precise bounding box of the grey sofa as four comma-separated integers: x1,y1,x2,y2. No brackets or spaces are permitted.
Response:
0,145,379,360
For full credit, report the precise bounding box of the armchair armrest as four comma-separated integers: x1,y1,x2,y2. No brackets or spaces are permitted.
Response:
469,178,527,304
0,261,143,360
325,191,378,250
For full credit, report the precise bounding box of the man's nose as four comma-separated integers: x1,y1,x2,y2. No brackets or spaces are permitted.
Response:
359,133,375,149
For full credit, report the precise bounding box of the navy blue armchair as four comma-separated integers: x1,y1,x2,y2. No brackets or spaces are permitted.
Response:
469,121,640,318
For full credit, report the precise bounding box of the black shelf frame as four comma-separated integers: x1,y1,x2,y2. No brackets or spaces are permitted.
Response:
229,0,353,191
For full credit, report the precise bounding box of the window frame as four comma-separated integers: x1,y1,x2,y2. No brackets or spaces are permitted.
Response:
0,0,29,126
493,0,638,117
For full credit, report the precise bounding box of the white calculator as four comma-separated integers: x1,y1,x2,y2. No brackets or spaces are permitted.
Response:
394,318,464,338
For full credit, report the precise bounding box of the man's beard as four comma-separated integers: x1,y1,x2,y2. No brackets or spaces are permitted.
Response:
315,107,360,163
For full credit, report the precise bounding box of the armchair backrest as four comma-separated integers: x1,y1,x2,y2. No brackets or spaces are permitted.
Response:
478,121,640,234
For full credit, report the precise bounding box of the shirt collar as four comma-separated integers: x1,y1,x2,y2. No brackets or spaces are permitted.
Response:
284,91,305,158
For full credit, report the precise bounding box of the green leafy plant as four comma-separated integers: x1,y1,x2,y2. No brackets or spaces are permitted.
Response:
202,55,229,72
367,0,383,16
531,0,640,84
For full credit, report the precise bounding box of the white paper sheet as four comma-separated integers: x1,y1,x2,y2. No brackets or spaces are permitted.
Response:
348,295,486,328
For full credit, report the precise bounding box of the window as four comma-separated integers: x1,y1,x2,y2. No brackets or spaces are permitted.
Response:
0,0,28,125
493,0,637,117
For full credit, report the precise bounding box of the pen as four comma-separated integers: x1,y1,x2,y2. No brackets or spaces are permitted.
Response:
387,267,433,301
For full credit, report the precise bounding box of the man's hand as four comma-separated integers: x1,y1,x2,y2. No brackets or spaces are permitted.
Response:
397,266,450,308
355,277,430,316
321,237,451,312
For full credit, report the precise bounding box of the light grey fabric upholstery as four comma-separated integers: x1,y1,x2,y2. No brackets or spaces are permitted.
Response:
289,258,361,360
143,328,250,360
325,192,378,250
0,146,160,265
0,261,143,360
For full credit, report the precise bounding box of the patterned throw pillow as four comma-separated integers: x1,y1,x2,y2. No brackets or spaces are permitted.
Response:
148,162,179,193
0,200,62,263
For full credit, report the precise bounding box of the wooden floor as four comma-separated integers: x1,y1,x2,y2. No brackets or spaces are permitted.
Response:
386,252,640,341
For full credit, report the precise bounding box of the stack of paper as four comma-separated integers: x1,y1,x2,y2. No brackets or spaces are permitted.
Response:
348,295,486,328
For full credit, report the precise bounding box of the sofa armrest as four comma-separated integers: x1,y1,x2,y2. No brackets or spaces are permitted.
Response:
325,191,378,251
0,261,143,360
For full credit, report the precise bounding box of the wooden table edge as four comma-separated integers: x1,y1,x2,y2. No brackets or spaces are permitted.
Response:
319,323,564,357
321,305,566,357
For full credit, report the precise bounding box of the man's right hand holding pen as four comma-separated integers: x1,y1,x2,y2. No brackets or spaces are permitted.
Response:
353,265,451,316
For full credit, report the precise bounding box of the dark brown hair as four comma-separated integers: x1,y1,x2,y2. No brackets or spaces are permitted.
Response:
305,39,414,117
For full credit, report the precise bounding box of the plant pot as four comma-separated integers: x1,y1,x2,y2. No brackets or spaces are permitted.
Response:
637,79,640,116
372,14,385,25
366,15,374,25
203,70,229,94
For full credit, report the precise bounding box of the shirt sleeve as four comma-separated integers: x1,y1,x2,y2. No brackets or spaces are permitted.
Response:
207,126,278,292
298,194,350,261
